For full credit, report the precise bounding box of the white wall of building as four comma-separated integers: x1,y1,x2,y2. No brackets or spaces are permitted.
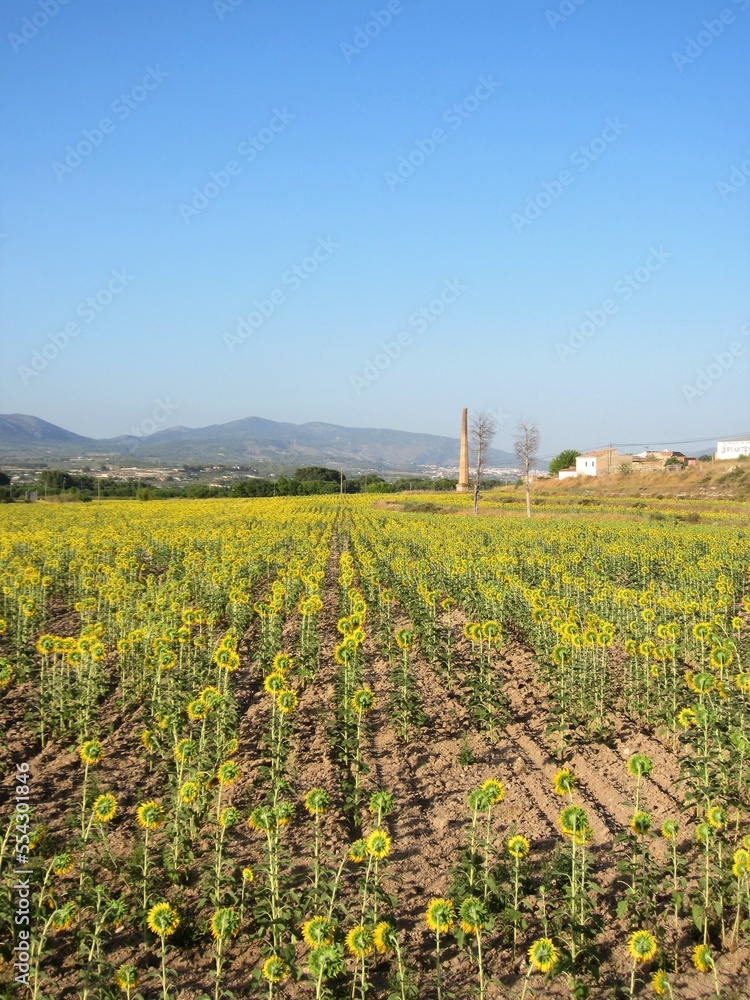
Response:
716,439,750,460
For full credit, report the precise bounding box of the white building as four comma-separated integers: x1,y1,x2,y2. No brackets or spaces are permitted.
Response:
558,467,578,480
716,438,750,460
575,448,620,477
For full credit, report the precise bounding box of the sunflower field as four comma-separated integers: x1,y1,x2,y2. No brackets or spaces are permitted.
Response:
0,495,749,999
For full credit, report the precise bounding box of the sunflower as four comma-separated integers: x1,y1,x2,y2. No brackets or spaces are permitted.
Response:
559,805,592,843
425,898,455,934
147,902,180,938
92,793,118,824
219,807,240,830
351,687,376,714
732,848,750,878
348,839,367,863
173,738,195,763
706,805,726,830
50,902,77,931
480,777,505,804
505,835,529,860
627,753,653,779
178,780,199,804
735,672,750,694
52,852,73,876
302,915,335,949
373,920,397,954
345,924,373,957
459,896,487,935
210,907,240,940
366,828,391,860
114,964,139,991
276,689,298,714
242,867,254,883
186,699,208,721
651,969,669,996
136,801,164,831
304,788,330,816
628,930,657,963
660,819,678,840
263,671,286,696
631,811,652,837
368,790,394,818
249,806,275,832
217,761,240,786
272,652,293,673
262,956,289,984
527,937,558,973
552,768,577,797
676,707,696,729
692,943,714,973
78,739,104,766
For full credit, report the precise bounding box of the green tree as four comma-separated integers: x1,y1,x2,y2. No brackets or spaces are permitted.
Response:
548,449,580,476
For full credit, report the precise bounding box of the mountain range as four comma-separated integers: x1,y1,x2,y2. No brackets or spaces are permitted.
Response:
0,413,520,474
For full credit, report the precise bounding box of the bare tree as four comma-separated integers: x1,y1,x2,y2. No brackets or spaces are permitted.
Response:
471,411,497,515
513,419,540,518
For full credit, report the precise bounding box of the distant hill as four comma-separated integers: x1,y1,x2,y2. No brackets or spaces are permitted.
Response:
0,413,519,473
0,414,93,445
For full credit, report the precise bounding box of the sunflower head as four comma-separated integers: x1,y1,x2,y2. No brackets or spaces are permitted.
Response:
217,761,240,786
373,920,397,954
348,839,367,863
262,956,289,984
147,901,180,938
92,793,118,824
219,806,240,830
78,739,104,766
276,688,298,714
677,707,697,729
368,790,394,818
136,800,164,831
52,852,73,876
365,828,391,860
732,848,750,878
552,768,577,797
304,788,330,816
527,937,558,973
425,898,455,934
345,924,373,957
211,907,240,940
263,671,286,696
351,687,375,714
707,805,726,830
692,943,714,973
302,915,335,949
628,929,657,963
631,811,652,837
627,753,653,780
480,777,505,805
660,819,678,840
272,652,293,673
507,834,530,860
114,965,139,991
559,805,592,843
651,969,669,996
179,780,199,804
459,896,487,935
308,944,345,979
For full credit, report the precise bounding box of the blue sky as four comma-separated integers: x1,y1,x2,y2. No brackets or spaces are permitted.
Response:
1,0,748,457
